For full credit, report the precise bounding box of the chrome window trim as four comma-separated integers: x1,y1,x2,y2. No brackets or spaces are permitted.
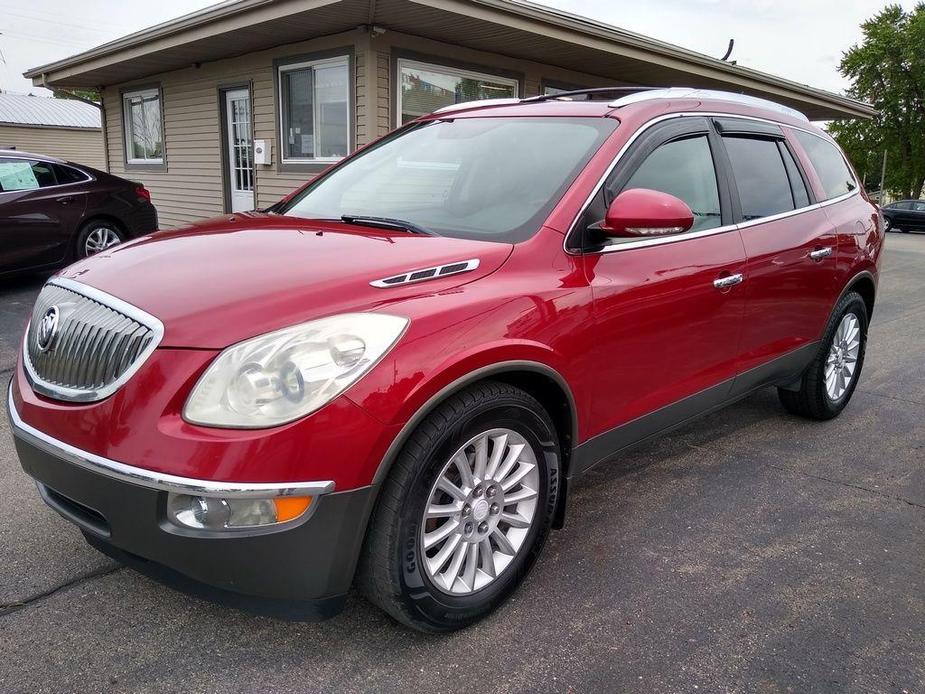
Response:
22,277,166,402
7,385,335,499
564,111,861,256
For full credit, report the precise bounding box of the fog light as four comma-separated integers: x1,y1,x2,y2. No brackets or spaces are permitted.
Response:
167,493,312,530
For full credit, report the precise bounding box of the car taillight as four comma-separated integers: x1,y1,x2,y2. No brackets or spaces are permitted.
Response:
135,185,151,202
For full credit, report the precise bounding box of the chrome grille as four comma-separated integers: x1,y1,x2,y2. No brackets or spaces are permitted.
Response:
24,279,164,402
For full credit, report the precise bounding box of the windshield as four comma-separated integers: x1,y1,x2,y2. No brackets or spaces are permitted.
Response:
281,117,617,243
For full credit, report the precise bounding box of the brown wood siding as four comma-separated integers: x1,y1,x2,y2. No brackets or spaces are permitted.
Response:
0,124,105,170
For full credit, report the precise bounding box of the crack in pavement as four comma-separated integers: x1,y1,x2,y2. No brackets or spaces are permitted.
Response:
768,463,925,511
0,564,124,618
856,388,925,408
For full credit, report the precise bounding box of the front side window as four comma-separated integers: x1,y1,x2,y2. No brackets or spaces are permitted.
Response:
398,59,518,124
282,117,616,243
122,88,163,164
0,159,57,192
622,135,722,233
723,136,797,220
794,131,857,200
279,56,350,161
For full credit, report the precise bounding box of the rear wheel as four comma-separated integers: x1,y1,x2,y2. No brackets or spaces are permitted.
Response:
358,381,560,632
76,220,126,259
883,217,893,232
778,291,868,420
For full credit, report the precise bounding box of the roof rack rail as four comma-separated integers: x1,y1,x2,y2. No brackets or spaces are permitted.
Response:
522,86,659,103
608,88,809,122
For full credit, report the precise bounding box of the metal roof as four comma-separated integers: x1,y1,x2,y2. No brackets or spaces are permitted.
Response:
0,92,101,129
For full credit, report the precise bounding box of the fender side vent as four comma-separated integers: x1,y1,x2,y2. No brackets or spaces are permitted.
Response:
371,259,480,288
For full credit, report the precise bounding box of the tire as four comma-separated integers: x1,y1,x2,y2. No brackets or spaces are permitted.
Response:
75,220,126,259
778,291,868,420
357,381,561,632
883,217,892,233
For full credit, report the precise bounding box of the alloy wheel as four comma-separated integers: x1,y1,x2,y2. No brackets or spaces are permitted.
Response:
84,227,121,256
420,428,539,595
824,313,861,401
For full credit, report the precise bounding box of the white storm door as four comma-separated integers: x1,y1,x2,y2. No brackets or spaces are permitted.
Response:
225,89,255,213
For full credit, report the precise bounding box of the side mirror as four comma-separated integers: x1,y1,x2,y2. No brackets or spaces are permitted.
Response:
601,188,694,238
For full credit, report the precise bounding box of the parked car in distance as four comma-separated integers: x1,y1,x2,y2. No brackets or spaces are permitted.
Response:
0,149,157,278
881,199,925,232
8,88,883,633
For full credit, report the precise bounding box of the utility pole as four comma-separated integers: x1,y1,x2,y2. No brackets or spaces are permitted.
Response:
879,149,888,204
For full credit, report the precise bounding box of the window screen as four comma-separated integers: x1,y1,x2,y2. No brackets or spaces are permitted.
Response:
794,131,857,200
622,135,722,232
723,136,795,220
279,57,349,160
122,89,163,163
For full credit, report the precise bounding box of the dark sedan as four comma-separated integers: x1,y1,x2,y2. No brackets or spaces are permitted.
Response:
881,199,925,233
0,149,158,278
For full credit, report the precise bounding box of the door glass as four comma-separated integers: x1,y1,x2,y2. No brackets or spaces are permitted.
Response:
0,159,57,191
622,135,722,232
229,95,253,193
723,136,796,220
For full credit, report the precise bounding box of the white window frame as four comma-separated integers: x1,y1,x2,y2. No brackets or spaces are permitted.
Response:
278,55,351,164
396,58,519,124
122,88,164,165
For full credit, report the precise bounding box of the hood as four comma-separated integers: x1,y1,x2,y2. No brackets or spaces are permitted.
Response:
58,213,513,348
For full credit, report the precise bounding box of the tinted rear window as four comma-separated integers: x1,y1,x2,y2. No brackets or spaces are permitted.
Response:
794,131,857,200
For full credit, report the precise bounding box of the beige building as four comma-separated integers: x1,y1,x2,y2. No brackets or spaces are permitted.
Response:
0,92,105,170
24,0,872,230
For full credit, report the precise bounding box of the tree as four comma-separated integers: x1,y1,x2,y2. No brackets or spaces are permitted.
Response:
828,4,925,200
53,88,100,103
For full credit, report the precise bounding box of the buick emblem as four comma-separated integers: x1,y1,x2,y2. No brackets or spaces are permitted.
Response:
36,306,60,353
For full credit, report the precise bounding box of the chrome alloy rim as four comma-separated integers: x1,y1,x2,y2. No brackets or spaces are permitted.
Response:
84,227,121,255
824,313,861,402
420,428,540,595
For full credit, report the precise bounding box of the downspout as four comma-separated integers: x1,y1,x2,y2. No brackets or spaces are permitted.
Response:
39,72,110,172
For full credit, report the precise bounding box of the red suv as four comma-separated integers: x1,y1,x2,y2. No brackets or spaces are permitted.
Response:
8,88,883,632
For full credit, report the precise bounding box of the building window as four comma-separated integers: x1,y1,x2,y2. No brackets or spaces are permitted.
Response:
278,56,350,162
397,59,518,124
122,88,163,164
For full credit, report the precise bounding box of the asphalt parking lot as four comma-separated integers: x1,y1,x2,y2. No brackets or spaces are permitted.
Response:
1,234,923,693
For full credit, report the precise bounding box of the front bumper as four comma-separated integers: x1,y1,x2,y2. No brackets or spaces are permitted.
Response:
8,386,377,620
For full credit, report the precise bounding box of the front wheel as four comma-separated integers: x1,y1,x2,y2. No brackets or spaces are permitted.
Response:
883,217,893,233
778,291,868,420
358,381,560,632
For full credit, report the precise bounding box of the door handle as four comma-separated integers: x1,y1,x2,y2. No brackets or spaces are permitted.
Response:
809,247,833,261
56,196,75,206
713,273,744,289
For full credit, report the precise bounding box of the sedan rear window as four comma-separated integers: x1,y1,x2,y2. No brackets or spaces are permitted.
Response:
282,117,617,243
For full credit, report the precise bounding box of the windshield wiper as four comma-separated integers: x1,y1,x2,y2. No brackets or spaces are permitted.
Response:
340,215,438,236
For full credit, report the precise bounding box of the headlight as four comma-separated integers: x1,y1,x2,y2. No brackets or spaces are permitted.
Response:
183,313,408,428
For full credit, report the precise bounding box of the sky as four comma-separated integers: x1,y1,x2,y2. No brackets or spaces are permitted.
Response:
0,0,917,97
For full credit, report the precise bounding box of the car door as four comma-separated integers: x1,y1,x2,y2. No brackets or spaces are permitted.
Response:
715,120,840,390
574,117,748,447
0,158,87,273
911,201,925,230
